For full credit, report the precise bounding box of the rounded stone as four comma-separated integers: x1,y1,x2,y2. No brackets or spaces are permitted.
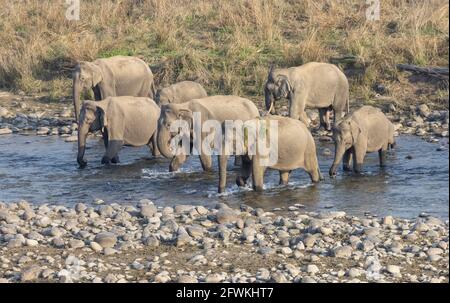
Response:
94,232,117,248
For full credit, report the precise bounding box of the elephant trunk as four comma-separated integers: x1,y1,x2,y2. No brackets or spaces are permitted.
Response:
157,125,173,159
329,143,346,177
73,71,81,123
77,122,89,168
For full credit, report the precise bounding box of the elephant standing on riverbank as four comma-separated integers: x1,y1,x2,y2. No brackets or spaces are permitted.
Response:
77,97,160,168
155,81,207,105
264,62,350,130
72,56,155,122
329,106,396,177
218,115,323,193
157,95,260,172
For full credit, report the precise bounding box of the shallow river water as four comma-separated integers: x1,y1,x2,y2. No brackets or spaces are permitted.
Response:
0,134,448,219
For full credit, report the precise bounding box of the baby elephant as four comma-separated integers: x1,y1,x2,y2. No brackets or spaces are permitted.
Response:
329,106,395,177
155,81,207,105
218,115,323,193
77,96,160,168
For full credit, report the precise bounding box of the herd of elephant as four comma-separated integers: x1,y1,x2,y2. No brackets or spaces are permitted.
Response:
73,55,396,193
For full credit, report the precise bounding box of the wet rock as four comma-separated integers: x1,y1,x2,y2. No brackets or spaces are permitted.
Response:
0,128,12,135
64,136,78,142
36,127,50,135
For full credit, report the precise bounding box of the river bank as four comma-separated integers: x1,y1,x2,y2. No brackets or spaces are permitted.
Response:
0,201,448,283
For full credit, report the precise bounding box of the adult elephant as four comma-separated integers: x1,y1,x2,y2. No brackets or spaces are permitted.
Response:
264,62,349,130
157,95,260,172
218,115,323,193
72,56,155,122
77,96,160,168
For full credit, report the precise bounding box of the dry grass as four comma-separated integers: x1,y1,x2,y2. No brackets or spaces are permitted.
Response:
0,0,448,105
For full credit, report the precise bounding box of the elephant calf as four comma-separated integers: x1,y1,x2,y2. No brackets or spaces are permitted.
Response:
218,115,323,193
329,106,396,177
155,81,207,105
77,96,160,168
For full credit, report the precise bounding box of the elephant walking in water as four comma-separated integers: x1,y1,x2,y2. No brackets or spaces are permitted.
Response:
264,62,350,130
72,56,155,122
157,95,260,172
77,96,160,168
218,115,323,193
329,106,396,177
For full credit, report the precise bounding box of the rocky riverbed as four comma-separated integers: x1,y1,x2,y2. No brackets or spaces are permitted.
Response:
0,200,448,283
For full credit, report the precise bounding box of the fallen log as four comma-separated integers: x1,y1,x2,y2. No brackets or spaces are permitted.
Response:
396,64,449,81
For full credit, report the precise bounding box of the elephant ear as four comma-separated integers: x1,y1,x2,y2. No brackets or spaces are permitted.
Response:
93,99,110,128
177,108,193,121
349,119,361,144
277,75,291,95
94,60,116,98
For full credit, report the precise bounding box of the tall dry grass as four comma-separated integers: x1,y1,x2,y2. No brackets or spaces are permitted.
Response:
0,0,448,103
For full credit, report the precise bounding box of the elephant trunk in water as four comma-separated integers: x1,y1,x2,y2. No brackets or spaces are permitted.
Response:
73,71,81,123
329,143,346,177
157,125,173,159
77,122,89,168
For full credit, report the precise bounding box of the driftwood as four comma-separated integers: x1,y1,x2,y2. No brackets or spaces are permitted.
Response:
396,64,449,81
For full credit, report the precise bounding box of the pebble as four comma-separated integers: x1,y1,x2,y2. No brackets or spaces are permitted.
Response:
21,266,41,282
94,232,117,248
0,200,446,284
216,208,238,224
333,246,353,258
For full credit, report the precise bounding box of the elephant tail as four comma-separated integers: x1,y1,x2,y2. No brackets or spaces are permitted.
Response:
346,96,350,114
150,81,157,100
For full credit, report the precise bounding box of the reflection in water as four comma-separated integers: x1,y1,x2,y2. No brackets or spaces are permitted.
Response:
0,134,448,219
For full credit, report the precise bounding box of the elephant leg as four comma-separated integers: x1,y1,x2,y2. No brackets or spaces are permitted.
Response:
279,171,290,185
102,140,123,165
199,154,213,172
236,156,252,187
234,155,242,167
218,155,229,193
318,108,328,130
151,134,160,157
343,149,352,171
333,108,345,126
252,157,266,192
169,154,188,172
379,144,388,167
352,144,367,174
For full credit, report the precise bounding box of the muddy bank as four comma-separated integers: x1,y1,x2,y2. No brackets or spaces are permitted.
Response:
0,201,448,283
